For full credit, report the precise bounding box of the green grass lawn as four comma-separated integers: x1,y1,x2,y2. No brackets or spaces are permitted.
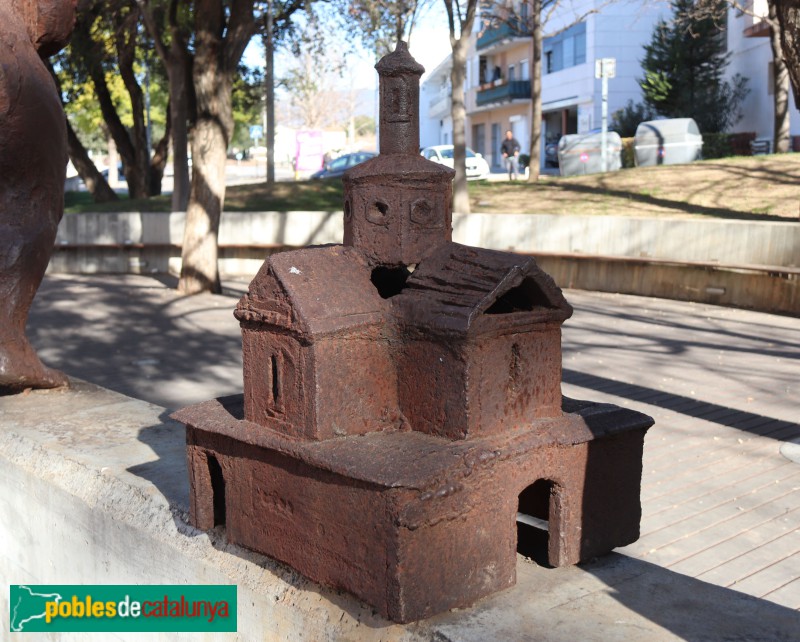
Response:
65,180,344,214
66,154,800,222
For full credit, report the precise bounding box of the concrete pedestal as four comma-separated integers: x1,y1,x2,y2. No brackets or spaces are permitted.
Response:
2,381,798,640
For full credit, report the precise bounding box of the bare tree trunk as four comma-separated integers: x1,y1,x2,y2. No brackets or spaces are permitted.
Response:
149,105,171,195
178,2,237,295
450,36,470,214
444,0,478,214
169,43,192,211
769,0,791,153
527,0,542,182
85,50,149,197
138,0,193,210
114,11,153,199
774,0,800,107
47,58,118,202
266,0,276,184
65,118,119,202
180,117,228,294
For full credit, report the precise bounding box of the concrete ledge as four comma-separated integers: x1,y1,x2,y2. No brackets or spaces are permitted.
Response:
534,254,799,317
49,212,800,315
2,381,799,640
51,211,800,271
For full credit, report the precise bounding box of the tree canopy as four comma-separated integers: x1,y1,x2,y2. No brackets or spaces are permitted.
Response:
640,0,749,133
344,0,435,55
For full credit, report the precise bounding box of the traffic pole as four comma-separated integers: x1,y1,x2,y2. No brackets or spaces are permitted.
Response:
601,66,608,173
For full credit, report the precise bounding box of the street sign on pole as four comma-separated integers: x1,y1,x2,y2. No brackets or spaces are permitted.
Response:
595,58,616,172
595,58,616,79
249,125,263,141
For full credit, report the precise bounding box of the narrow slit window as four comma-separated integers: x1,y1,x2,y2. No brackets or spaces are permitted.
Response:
271,353,280,405
207,454,226,527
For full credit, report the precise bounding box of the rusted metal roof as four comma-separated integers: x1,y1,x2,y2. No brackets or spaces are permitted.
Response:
394,242,573,334
235,245,388,337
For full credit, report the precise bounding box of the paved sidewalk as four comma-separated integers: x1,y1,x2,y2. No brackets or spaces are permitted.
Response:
24,274,800,616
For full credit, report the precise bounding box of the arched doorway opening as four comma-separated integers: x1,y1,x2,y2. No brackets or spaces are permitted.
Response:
517,479,556,567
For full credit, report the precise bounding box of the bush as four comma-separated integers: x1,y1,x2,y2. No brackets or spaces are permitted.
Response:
702,133,732,159
611,101,654,138
728,132,757,155
702,132,756,159
620,137,636,168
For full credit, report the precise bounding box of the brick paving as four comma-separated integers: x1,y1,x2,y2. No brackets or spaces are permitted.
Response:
26,274,800,611
559,291,800,609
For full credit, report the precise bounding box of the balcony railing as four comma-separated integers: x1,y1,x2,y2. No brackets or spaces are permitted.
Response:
477,20,526,50
476,80,531,107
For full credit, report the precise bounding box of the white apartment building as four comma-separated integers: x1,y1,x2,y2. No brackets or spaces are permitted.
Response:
420,55,454,149
421,0,799,169
466,0,669,170
727,0,800,145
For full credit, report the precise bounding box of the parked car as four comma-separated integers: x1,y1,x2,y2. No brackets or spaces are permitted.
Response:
310,152,376,179
421,145,491,180
101,163,125,181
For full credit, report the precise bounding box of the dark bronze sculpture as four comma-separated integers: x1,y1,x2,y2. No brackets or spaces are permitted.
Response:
174,43,654,623
0,0,75,392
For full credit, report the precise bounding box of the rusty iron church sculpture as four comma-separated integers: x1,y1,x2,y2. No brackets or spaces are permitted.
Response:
174,42,653,623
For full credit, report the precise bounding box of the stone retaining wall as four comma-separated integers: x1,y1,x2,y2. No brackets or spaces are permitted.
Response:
49,212,800,315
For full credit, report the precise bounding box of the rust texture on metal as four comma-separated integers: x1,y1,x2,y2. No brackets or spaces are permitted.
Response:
174,41,654,623
0,0,75,393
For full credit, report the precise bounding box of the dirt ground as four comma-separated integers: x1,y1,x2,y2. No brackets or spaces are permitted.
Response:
66,153,800,222
470,153,800,221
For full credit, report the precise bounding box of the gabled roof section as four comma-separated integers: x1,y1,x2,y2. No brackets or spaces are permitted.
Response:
235,245,389,337
393,242,572,334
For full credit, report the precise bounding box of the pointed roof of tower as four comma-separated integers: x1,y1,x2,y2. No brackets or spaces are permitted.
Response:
375,41,425,77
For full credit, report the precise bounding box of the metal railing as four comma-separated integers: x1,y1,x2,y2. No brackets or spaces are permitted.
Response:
476,80,531,106
477,20,525,50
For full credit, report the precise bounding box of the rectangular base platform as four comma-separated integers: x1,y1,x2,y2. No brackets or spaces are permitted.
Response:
174,396,653,623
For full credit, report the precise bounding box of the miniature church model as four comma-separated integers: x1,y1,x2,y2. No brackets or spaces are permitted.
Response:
174,42,653,624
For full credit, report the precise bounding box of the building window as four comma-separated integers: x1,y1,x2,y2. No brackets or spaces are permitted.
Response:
472,123,486,157
520,59,530,80
543,22,586,74
509,64,516,81
491,123,501,168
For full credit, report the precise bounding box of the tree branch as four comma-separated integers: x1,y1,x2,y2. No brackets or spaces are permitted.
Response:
135,0,170,64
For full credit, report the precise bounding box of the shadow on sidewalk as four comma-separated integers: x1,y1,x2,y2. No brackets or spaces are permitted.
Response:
579,552,799,640
562,553,798,640
563,368,798,442
128,409,800,638
28,275,243,410
127,412,800,638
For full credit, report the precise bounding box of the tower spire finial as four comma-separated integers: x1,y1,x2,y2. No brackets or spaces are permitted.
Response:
375,41,424,155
